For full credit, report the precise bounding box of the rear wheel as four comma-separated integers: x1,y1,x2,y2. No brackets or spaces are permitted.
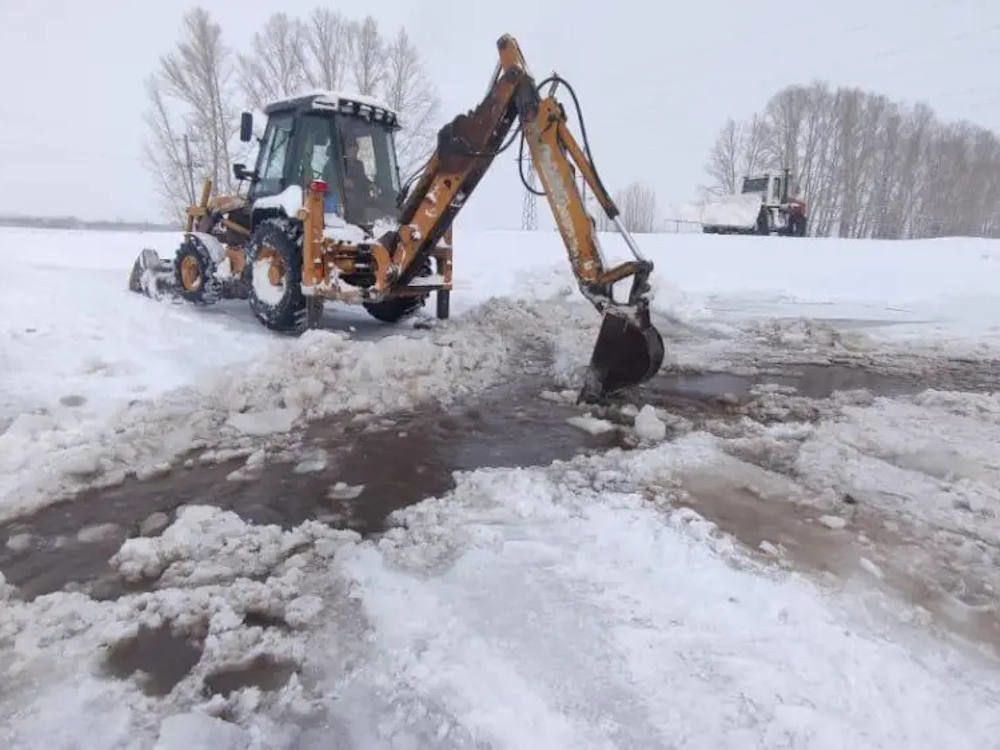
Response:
363,295,427,323
247,219,306,332
173,235,219,304
362,259,432,323
789,214,808,237
755,208,771,235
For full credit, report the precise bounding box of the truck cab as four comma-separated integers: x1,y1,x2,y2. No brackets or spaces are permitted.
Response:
741,172,788,205
237,92,402,230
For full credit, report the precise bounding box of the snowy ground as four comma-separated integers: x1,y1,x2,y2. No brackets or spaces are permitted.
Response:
2,225,1000,748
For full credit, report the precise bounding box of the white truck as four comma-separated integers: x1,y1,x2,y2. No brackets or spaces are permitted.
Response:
700,168,808,236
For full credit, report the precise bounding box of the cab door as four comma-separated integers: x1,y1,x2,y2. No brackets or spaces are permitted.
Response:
249,112,295,203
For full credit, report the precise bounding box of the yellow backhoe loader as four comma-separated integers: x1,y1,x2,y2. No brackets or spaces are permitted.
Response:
130,34,664,401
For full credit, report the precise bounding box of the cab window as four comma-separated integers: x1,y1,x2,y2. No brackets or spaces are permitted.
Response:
255,113,294,195
294,115,344,215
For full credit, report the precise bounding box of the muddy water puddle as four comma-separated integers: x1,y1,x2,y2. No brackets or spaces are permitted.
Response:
645,363,921,405
203,654,298,697
0,378,623,599
104,624,204,696
678,472,1000,653
0,361,975,603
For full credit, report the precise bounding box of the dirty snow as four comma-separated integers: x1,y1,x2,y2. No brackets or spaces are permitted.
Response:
633,403,667,441
3,225,1000,747
565,414,616,435
2,440,1000,748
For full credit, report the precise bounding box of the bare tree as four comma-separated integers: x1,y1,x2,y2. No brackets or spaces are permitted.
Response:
146,8,236,220
706,79,1000,239
238,13,307,109
350,16,385,96
616,182,657,233
706,116,772,195
142,78,196,221
381,27,440,174
741,114,769,177
144,8,445,220
706,119,741,194
303,8,351,90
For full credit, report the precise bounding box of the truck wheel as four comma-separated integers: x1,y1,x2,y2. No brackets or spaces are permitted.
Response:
247,219,306,333
436,290,450,320
363,259,432,323
755,208,770,235
173,235,219,304
363,295,427,323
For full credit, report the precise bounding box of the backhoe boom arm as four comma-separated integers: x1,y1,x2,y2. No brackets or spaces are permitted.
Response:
384,34,663,399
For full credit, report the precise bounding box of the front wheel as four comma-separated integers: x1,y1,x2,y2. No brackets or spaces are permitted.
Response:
174,235,219,304
247,219,306,332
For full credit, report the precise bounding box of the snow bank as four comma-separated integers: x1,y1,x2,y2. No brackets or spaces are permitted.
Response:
4,435,999,748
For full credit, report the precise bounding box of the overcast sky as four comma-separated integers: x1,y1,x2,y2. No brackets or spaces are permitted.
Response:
1,0,998,228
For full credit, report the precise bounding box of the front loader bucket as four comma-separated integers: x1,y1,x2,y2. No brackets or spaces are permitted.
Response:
128,248,176,300
579,308,664,402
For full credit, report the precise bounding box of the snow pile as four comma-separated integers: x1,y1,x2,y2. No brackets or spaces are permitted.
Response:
332,437,1000,748
1,507,360,749
0,296,595,521
633,404,667,442
790,389,1000,543
693,192,763,228
566,414,616,435
111,505,347,585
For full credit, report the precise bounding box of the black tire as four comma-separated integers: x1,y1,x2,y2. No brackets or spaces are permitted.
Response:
791,214,808,237
755,207,771,235
363,295,426,323
436,290,450,320
363,260,431,323
173,235,219,304
247,219,306,332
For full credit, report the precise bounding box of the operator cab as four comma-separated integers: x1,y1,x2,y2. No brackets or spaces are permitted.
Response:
740,171,791,204
238,92,402,228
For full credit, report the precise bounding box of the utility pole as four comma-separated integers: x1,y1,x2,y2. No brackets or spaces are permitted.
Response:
183,134,195,205
521,156,538,231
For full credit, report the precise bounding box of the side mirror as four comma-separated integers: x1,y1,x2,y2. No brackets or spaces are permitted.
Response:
239,112,253,142
233,163,255,182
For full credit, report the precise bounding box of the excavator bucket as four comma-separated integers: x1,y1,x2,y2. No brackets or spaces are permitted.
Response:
579,307,664,402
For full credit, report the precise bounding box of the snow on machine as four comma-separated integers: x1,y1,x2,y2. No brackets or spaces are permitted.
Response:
699,169,807,236
129,34,664,402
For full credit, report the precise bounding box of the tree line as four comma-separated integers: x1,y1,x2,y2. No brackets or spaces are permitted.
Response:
145,8,439,220
706,82,1000,239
